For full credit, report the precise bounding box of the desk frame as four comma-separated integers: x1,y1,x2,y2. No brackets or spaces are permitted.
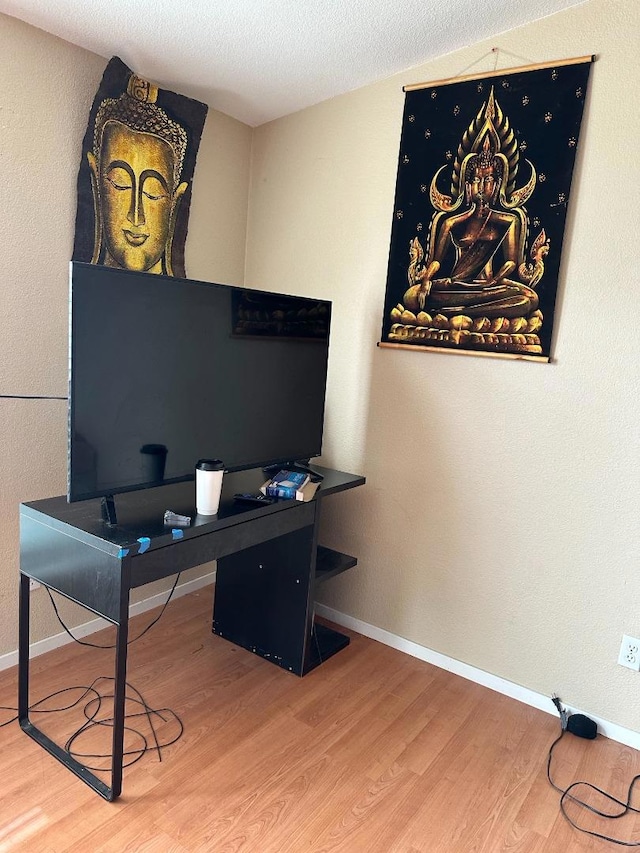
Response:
18,466,364,801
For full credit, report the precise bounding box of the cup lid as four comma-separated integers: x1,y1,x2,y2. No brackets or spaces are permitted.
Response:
196,459,224,471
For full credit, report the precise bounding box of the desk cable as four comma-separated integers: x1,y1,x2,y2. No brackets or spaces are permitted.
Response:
1,575,186,766
43,572,182,648
1,677,183,769
547,695,640,846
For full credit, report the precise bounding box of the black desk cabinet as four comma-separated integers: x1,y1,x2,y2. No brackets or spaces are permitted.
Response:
18,465,364,800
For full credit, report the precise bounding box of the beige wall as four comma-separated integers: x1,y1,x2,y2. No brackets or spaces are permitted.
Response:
0,13,252,652
2,0,639,736
246,0,640,732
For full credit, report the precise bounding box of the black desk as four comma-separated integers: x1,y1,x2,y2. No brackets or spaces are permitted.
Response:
18,465,364,801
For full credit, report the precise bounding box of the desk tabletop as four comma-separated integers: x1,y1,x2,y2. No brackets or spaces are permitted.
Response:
21,465,365,555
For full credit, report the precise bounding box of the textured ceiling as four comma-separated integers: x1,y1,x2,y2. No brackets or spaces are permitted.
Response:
0,0,586,126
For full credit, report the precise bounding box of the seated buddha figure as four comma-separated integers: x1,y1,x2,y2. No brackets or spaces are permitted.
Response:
87,74,189,275
403,137,540,320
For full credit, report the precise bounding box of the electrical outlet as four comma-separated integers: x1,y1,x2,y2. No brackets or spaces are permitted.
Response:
29,578,40,592
618,635,640,671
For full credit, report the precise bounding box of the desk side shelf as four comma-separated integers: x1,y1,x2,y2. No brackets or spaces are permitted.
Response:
315,545,357,584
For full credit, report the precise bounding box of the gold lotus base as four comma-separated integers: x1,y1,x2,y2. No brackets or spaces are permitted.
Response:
388,323,542,354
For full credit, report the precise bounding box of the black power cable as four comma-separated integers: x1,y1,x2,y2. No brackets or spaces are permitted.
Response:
44,572,182,648
1,678,183,769
1,395,67,400
1,576,187,768
548,695,640,846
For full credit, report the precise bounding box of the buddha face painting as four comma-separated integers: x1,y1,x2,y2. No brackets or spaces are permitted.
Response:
86,73,190,275
73,58,208,279
97,121,176,273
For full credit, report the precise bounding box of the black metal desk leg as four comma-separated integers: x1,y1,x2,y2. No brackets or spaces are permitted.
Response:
18,573,131,802
109,596,130,800
18,573,31,722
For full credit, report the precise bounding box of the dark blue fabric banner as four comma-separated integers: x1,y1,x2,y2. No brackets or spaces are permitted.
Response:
380,58,592,361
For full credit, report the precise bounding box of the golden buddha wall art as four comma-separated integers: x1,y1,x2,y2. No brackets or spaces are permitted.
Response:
73,57,208,278
379,56,593,362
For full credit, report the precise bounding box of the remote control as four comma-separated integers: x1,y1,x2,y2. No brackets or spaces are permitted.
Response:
233,492,275,505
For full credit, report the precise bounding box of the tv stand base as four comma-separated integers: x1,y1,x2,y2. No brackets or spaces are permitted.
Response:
100,495,118,526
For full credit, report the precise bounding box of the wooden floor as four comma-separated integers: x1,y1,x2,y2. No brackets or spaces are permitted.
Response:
1,587,639,852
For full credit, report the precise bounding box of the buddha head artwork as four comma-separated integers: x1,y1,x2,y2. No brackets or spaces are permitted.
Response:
380,61,592,360
73,57,208,278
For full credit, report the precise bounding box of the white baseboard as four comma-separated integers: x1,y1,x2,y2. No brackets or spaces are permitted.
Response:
0,571,217,673
5,582,637,752
315,603,640,752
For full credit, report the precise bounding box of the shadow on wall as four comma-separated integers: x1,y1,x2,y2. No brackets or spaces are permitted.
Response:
318,337,546,659
318,341,475,635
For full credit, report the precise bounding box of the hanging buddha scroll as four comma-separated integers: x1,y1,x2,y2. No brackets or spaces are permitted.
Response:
379,56,593,362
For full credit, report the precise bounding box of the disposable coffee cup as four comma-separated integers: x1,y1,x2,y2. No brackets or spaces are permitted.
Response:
195,459,224,515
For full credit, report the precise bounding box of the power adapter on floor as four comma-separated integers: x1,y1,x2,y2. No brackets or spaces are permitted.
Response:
551,694,597,739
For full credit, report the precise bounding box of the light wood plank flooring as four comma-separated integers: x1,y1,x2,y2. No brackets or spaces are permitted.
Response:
1,587,639,851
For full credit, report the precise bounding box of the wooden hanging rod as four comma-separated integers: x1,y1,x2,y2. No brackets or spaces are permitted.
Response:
377,342,550,363
403,54,596,92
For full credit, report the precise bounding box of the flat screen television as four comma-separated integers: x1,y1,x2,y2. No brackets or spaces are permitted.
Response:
68,262,331,503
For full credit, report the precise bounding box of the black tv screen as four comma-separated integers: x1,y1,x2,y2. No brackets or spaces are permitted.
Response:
68,262,331,502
